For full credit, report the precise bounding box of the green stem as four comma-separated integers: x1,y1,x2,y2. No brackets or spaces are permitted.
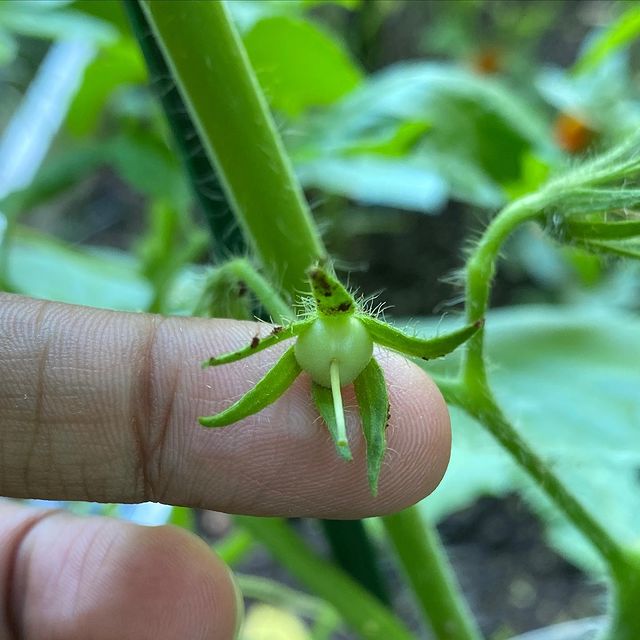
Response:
235,573,341,630
223,258,294,323
213,529,254,567
235,517,414,640
382,506,483,640
456,387,627,570
605,549,640,640
140,0,326,298
459,192,628,570
462,193,546,383
124,0,245,257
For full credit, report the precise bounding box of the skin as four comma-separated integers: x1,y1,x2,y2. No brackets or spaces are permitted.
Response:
0,292,451,640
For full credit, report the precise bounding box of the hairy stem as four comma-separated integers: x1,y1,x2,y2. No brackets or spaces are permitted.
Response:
124,0,244,257
140,0,326,298
235,517,415,640
382,506,483,640
219,258,295,323
459,190,629,577
451,386,627,569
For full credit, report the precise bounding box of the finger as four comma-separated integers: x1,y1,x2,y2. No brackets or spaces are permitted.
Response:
0,293,450,518
0,502,240,640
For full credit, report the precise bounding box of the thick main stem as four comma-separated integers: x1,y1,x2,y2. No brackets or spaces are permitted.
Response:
235,517,415,640
140,0,326,298
382,506,483,640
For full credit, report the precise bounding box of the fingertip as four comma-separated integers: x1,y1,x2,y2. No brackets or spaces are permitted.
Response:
12,510,240,640
372,350,451,515
153,319,452,518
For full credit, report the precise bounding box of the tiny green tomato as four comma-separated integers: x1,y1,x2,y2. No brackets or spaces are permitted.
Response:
294,316,373,388
199,264,482,494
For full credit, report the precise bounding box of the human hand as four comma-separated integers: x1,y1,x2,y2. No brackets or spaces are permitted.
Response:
0,293,450,639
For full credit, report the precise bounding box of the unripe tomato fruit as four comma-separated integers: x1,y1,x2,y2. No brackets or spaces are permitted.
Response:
294,316,373,387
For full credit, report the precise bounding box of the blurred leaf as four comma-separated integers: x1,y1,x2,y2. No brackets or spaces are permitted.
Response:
581,237,640,260
243,15,362,117
72,0,133,36
137,199,208,313
167,507,196,530
229,0,359,33
0,28,17,65
242,604,311,640
66,38,146,136
5,226,151,310
291,62,553,208
0,0,116,44
2,134,188,217
573,5,640,75
296,156,448,213
344,120,431,157
537,50,640,137
419,305,640,573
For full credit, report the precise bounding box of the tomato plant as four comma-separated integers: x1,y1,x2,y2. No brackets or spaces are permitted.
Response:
2,1,640,639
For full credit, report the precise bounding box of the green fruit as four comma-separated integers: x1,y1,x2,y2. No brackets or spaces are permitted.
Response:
294,316,373,387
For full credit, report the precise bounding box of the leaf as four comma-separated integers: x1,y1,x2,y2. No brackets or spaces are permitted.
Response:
290,61,553,208
312,382,353,461
5,226,151,310
167,506,196,530
418,305,640,573
354,357,389,496
0,1,116,44
243,15,362,117
564,218,640,241
202,320,311,367
66,38,146,136
296,156,449,214
573,5,640,75
360,315,481,360
199,346,301,428
580,238,640,260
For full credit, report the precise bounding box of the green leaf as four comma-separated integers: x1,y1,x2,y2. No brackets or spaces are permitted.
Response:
573,5,640,75
66,38,146,136
0,0,116,43
199,346,301,428
360,315,481,360
296,156,449,214
202,319,311,367
290,62,553,208
312,382,353,461
580,238,640,260
564,218,640,241
5,226,151,310
243,15,362,117
167,506,196,530
354,357,389,496
419,305,640,573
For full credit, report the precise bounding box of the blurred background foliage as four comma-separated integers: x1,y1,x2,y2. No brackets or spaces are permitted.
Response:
1,1,640,638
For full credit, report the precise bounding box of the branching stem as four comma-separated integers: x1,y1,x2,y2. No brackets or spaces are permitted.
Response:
458,190,629,578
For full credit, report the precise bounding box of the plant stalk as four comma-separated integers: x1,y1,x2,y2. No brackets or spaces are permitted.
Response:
458,189,631,597
140,0,326,299
383,506,483,640
235,517,415,640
